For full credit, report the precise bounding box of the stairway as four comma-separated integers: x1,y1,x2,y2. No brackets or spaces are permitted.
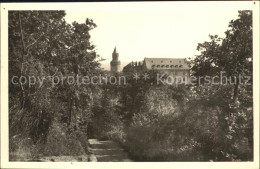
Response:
88,139,133,162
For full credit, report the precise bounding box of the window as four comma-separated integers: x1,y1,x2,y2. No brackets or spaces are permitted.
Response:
179,65,183,68
166,65,169,68
179,61,181,63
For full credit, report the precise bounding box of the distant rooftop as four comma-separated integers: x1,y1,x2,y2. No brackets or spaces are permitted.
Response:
144,58,190,69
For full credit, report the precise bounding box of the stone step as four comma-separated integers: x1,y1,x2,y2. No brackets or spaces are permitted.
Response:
88,139,133,162
89,140,121,149
90,148,125,155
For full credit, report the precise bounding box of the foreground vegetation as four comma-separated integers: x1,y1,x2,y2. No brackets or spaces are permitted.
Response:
9,11,252,161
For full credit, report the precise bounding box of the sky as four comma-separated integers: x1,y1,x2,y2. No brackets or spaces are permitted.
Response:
64,2,253,70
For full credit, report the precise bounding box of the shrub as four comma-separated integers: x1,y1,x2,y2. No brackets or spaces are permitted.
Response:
43,122,86,156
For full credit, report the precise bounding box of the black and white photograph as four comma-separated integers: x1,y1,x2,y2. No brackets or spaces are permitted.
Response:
0,1,259,169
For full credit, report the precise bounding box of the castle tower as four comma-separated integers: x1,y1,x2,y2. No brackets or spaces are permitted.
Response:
110,47,121,73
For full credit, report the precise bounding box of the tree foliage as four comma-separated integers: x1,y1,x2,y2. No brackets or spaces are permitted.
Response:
9,11,100,159
191,11,252,101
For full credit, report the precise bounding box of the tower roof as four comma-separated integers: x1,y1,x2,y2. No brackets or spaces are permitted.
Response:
113,46,117,53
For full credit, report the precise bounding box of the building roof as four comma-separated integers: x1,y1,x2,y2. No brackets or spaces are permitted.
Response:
123,61,143,72
144,58,190,70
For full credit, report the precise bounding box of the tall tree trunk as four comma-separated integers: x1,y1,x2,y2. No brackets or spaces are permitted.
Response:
18,12,26,110
68,98,73,126
233,78,239,103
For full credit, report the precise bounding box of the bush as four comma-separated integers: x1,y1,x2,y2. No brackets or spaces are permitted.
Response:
43,122,87,156
9,135,34,161
121,85,253,161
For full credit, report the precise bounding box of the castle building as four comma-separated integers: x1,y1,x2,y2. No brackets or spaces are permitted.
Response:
123,58,190,80
110,47,190,81
110,47,121,73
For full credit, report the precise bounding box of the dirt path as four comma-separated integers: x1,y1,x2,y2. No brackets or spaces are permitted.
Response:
88,139,133,162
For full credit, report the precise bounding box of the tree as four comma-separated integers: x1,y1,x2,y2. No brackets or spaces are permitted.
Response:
221,11,252,102
9,11,100,158
189,10,253,161
191,11,252,102
9,11,68,142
